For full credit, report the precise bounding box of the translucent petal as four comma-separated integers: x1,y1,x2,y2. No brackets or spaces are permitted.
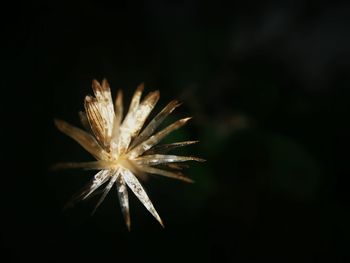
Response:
54,119,109,160
118,83,143,136
128,83,144,114
98,79,115,137
94,79,115,125
114,89,124,122
128,117,192,158
129,100,181,149
117,90,160,155
144,140,199,155
55,80,202,227
91,173,118,215
82,170,111,200
84,96,110,148
64,170,110,209
84,79,115,148
121,168,163,226
116,175,131,230
134,154,205,165
165,163,190,170
140,166,194,183
110,90,123,152
51,161,109,171
92,79,113,105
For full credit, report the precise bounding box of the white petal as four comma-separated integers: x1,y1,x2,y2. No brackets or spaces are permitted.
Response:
92,172,118,214
129,100,181,149
117,90,159,155
94,79,115,132
121,168,163,226
128,117,192,158
116,175,131,230
84,79,115,148
143,140,199,155
110,90,124,152
82,170,111,200
134,154,205,165
64,170,110,209
54,119,109,160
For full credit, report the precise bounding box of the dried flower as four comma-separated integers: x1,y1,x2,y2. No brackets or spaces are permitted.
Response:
54,79,204,229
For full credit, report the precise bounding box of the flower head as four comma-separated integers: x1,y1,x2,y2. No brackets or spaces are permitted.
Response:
54,79,204,229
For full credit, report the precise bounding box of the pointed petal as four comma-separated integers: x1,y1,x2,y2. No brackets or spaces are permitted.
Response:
132,90,159,135
84,96,105,141
144,140,199,155
128,117,192,158
51,161,109,171
84,79,115,148
99,79,115,134
140,166,194,183
92,79,114,115
54,119,109,160
118,83,144,140
130,100,181,149
64,170,110,209
116,175,131,230
113,90,124,131
165,163,190,170
91,173,118,215
128,83,144,114
135,154,205,165
117,90,160,154
114,89,124,121
121,168,163,226
84,96,109,148
82,170,111,200
92,79,111,102
110,90,123,152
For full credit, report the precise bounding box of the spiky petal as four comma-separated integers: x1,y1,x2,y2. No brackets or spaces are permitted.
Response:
54,79,204,229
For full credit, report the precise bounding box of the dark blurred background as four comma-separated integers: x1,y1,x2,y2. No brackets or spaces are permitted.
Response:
2,0,349,262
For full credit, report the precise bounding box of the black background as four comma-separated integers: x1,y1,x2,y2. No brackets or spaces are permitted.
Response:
2,1,349,262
